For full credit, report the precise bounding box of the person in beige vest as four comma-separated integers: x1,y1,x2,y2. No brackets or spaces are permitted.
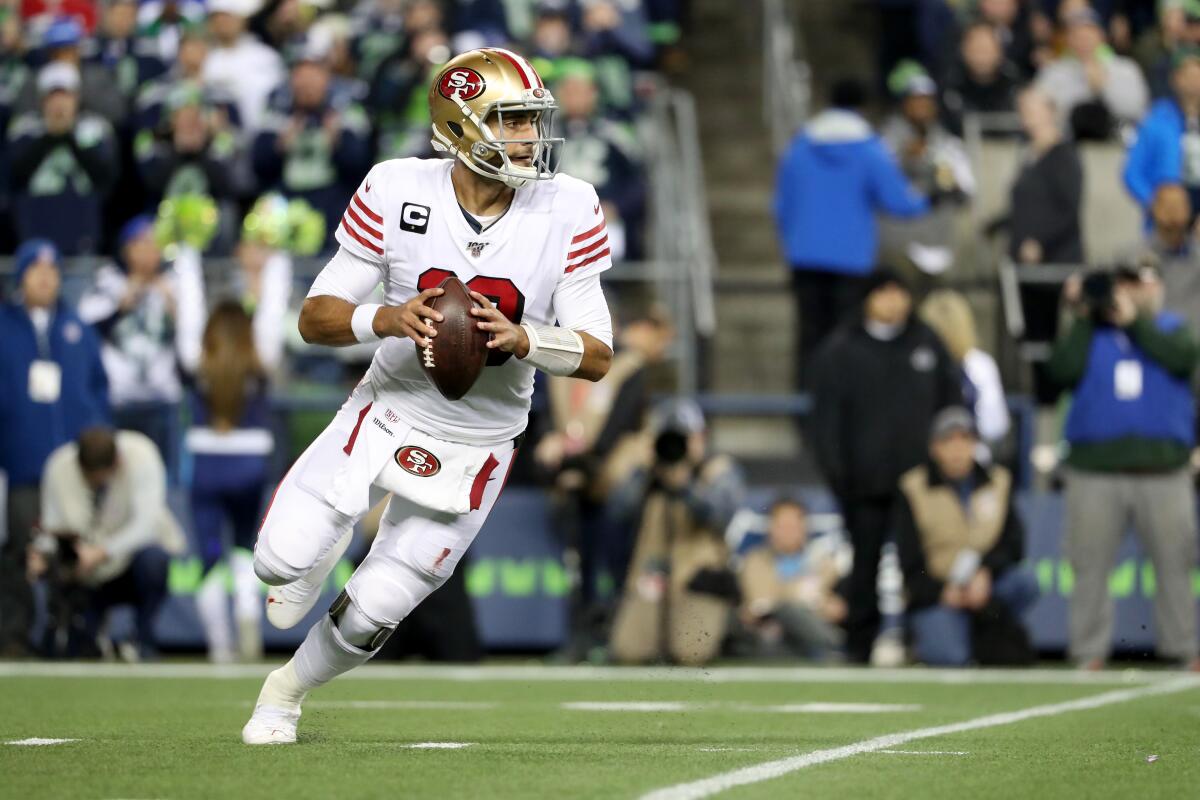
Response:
609,400,744,666
895,407,1038,666
737,498,846,660
29,427,185,657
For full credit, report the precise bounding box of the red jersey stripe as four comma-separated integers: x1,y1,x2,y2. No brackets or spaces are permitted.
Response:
571,221,606,244
340,217,383,255
346,205,382,241
564,247,611,274
568,234,608,262
352,193,382,225
343,402,374,455
469,453,501,511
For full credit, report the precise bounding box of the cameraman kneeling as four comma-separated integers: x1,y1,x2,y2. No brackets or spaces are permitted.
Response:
608,401,745,665
1048,265,1200,670
29,427,185,657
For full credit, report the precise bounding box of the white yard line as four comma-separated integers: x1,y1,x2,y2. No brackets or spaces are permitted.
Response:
564,702,693,712
403,742,473,749
307,700,497,711
757,703,922,714
639,677,1200,800
5,738,79,746
878,750,969,756
0,662,1172,686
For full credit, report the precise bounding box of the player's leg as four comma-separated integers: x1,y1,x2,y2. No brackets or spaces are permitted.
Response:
242,444,516,744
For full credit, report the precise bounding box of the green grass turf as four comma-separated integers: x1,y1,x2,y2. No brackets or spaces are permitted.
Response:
0,665,1197,799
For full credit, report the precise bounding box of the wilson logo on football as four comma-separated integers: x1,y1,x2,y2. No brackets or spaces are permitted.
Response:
395,446,441,477
438,68,486,101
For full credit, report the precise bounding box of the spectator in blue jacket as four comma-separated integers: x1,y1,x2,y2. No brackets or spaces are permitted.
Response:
1124,47,1200,224
774,78,929,386
1046,263,1200,670
0,239,110,656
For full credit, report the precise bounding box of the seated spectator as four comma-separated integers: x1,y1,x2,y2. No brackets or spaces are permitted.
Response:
940,21,1022,135
919,289,1011,449
880,61,975,278
554,60,644,260
896,407,1037,666
1117,182,1193,273
253,39,371,247
83,0,167,111
1047,263,1200,670
1035,7,1148,139
12,17,128,129
609,401,745,666
1006,86,1083,267
134,83,249,218
136,0,209,63
202,0,286,133
736,498,846,661
135,24,241,133
1124,48,1200,224
0,240,109,657
774,78,929,386
32,427,185,658
1131,0,1190,98
7,62,117,254
77,216,183,435
974,0,1039,77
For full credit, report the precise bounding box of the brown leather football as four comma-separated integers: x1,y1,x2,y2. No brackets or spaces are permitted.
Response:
419,276,489,400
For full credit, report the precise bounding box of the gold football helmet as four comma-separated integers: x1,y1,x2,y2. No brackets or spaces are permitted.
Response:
429,48,561,189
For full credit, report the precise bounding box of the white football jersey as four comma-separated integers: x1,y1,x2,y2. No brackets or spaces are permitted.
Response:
328,157,613,445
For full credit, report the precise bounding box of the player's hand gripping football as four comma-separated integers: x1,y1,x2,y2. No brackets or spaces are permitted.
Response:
377,287,445,348
469,291,530,358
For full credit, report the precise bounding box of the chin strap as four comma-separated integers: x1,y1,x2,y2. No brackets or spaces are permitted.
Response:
519,322,585,376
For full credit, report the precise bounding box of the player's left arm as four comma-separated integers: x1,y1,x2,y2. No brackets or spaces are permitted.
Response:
470,281,613,382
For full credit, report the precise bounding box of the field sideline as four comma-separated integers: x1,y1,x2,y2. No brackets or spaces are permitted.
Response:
1,662,1197,799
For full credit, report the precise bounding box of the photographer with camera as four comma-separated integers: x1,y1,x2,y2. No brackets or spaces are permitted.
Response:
30,427,185,658
1047,264,1200,670
608,400,745,666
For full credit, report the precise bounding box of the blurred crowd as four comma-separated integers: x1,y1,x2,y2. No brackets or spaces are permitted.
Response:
0,0,672,258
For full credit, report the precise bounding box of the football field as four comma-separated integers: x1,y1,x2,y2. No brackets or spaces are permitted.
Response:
1,662,1198,799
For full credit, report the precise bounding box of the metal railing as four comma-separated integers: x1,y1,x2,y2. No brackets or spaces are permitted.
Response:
640,78,718,392
762,0,811,156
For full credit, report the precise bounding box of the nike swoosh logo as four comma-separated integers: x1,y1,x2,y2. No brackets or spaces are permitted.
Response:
593,204,600,214
365,181,373,193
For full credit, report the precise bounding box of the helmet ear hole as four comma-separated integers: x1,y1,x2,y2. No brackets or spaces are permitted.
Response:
447,121,464,138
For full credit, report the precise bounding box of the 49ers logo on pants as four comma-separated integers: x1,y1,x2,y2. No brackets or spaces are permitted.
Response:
395,446,441,477
438,67,486,101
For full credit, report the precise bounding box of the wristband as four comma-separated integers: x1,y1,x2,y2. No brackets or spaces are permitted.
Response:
351,304,382,343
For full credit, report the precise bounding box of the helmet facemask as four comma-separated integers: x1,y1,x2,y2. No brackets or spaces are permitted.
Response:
435,93,563,189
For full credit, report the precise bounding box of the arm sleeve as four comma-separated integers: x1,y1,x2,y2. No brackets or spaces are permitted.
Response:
809,343,848,496
552,272,614,349
1101,61,1149,122
306,246,388,304
40,458,69,532
561,185,614,282
334,165,388,263
895,490,944,609
1045,318,1094,388
1128,315,1200,378
965,350,1011,443
868,139,930,219
982,491,1025,575
253,252,293,372
103,446,167,561
173,246,207,375
1123,120,1157,208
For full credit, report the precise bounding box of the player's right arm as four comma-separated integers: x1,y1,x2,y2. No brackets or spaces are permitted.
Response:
300,167,444,348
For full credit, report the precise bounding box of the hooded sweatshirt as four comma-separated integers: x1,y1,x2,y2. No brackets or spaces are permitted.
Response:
774,109,929,275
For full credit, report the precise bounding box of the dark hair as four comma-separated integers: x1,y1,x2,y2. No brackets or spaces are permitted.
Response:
829,77,868,110
768,496,808,517
77,427,117,473
201,300,264,430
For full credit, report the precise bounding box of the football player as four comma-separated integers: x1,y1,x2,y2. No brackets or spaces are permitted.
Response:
241,48,614,744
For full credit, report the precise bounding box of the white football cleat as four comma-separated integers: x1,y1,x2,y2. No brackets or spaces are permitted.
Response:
242,703,301,745
266,530,352,630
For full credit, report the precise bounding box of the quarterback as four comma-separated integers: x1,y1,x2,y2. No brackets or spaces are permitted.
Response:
241,48,614,744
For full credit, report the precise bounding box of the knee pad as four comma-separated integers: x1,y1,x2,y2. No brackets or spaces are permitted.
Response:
252,524,322,586
329,590,394,650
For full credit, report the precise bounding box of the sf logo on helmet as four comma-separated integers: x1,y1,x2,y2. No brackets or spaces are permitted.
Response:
438,68,486,101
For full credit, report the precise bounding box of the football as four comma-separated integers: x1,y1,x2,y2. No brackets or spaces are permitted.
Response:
419,276,490,400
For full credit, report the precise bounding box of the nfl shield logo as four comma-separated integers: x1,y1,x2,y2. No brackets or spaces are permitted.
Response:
467,241,489,258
